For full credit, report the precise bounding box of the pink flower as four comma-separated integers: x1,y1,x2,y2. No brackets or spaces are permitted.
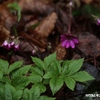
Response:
96,18,100,25
2,39,20,51
32,49,36,55
2,40,11,50
14,44,19,51
60,34,79,49
69,2,73,6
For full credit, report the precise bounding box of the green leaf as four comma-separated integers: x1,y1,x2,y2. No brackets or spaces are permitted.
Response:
12,76,30,89
17,10,21,21
64,77,76,91
44,52,56,69
31,57,45,70
38,96,55,100
7,61,23,74
7,2,21,10
0,70,3,78
71,71,95,82
23,89,33,100
30,22,40,29
30,67,43,76
67,58,84,75
82,4,100,17
61,60,71,75
43,79,50,84
12,65,31,78
50,76,64,95
54,60,61,73
4,83,15,100
0,76,11,84
0,83,5,100
28,75,42,83
7,2,21,21
13,90,23,100
28,67,43,83
0,59,9,74
30,83,46,96
43,71,57,79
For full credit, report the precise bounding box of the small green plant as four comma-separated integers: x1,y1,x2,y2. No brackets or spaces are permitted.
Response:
7,2,21,21
0,52,95,100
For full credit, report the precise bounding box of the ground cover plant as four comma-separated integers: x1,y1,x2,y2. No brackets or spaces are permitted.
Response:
0,52,94,100
0,0,100,100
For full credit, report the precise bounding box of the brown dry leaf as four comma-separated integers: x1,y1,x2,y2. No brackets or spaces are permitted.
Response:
55,43,67,60
77,32,100,57
0,4,17,30
81,0,93,4
27,12,57,45
0,25,10,45
18,0,54,14
73,0,81,7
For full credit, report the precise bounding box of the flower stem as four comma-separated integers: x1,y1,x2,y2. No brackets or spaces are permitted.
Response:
68,6,72,34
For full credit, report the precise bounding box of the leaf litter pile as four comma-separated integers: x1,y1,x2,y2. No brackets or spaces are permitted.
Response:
0,0,100,100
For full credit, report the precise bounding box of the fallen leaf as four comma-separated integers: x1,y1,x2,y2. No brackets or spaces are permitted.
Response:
0,25,10,45
27,12,57,45
77,32,100,57
0,5,17,30
55,43,67,60
35,12,57,44
81,0,93,4
18,0,54,14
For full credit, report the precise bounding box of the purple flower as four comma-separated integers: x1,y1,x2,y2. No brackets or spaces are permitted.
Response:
96,18,100,25
60,34,79,49
2,40,11,50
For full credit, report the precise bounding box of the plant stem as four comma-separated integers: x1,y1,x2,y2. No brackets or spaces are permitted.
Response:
68,6,72,34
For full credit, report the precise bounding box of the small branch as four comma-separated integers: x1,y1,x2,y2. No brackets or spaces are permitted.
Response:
20,32,47,48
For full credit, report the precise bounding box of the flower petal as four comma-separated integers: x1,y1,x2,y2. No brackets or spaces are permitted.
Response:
14,44,19,51
70,40,75,48
73,38,79,43
2,41,8,46
62,40,68,47
65,41,70,48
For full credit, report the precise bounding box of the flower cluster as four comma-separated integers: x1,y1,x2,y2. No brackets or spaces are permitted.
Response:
2,39,20,51
60,34,79,49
